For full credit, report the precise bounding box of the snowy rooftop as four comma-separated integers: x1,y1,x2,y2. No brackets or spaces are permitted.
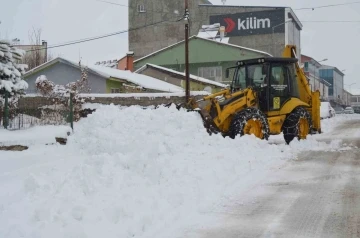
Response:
136,64,228,88
24,57,185,93
88,64,184,93
94,59,119,68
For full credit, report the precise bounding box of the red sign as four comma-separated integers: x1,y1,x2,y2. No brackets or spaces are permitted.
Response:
224,18,236,33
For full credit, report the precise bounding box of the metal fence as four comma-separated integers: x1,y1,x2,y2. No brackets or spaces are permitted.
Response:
0,92,74,131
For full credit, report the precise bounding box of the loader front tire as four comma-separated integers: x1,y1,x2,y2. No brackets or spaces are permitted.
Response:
229,108,270,140
282,107,313,145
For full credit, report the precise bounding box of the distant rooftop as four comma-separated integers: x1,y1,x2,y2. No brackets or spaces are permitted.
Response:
94,59,119,68
199,0,212,4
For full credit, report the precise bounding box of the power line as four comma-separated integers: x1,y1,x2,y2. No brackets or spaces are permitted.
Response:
23,0,360,53
96,0,360,19
24,18,360,53
96,0,127,7
95,0,179,15
301,20,360,22
294,1,360,10
25,19,178,52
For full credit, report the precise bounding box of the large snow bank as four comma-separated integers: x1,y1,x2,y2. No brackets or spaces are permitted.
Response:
0,105,348,238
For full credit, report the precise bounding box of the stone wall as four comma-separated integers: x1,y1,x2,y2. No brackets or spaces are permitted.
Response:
18,96,60,109
18,94,205,110
81,95,198,107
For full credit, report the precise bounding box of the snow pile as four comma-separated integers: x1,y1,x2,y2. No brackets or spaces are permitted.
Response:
0,125,71,146
0,105,349,238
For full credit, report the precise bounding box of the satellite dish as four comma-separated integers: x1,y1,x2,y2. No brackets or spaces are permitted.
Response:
204,86,212,93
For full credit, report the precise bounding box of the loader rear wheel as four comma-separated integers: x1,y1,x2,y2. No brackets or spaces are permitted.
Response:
229,108,270,140
282,107,313,145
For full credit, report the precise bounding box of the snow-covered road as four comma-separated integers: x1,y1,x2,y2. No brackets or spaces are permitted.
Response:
0,105,359,238
184,119,360,238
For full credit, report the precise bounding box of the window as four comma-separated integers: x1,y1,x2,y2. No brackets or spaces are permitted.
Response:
248,64,266,86
271,64,289,97
232,67,246,90
304,62,309,71
351,97,358,103
285,63,300,98
198,66,222,80
137,4,146,12
111,88,121,93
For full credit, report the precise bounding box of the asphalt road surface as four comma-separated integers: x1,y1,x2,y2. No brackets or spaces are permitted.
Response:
193,119,360,238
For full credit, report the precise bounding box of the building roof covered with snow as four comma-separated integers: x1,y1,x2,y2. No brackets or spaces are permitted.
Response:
23,57,184,94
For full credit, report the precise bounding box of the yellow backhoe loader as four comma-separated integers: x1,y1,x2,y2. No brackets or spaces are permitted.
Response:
186,45,321,144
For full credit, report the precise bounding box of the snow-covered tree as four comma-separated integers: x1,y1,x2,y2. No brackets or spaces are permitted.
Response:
0,39,29,98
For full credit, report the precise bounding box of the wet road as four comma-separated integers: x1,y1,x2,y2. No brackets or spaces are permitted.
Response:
190,120,360,238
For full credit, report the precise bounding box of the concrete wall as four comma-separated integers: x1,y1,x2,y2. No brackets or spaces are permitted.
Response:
18,94,204,110
129,1,301,59
24,62,107,93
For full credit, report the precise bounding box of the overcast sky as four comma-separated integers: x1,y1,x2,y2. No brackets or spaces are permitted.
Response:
2,0,360,94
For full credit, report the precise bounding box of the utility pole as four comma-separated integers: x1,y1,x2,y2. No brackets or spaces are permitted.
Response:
184,0,190,103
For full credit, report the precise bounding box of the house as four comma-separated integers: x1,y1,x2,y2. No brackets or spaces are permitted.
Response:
133,35,272,84
343,89,353,107
319,65,345,107
94,52,135,71
301,54,331,101
135,63,228,93
23,57,184,94
351,94,360,113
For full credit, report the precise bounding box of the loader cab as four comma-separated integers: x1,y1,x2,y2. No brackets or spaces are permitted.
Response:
227,57,300,112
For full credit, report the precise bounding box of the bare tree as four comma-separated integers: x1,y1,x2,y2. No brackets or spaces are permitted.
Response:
22,27,48,70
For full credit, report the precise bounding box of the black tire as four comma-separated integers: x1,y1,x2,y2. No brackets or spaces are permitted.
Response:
228,107,270,140
282,107,313,145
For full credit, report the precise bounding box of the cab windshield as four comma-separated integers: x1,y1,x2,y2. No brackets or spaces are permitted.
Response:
232,63,268,91
232,62,299,99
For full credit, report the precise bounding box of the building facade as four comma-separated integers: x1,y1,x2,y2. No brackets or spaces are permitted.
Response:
343,90,353,107
135,63,228,93
128,0,302,59
301,55,330,101
133,36,271,83
351,95,360,113
319,66,345,106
